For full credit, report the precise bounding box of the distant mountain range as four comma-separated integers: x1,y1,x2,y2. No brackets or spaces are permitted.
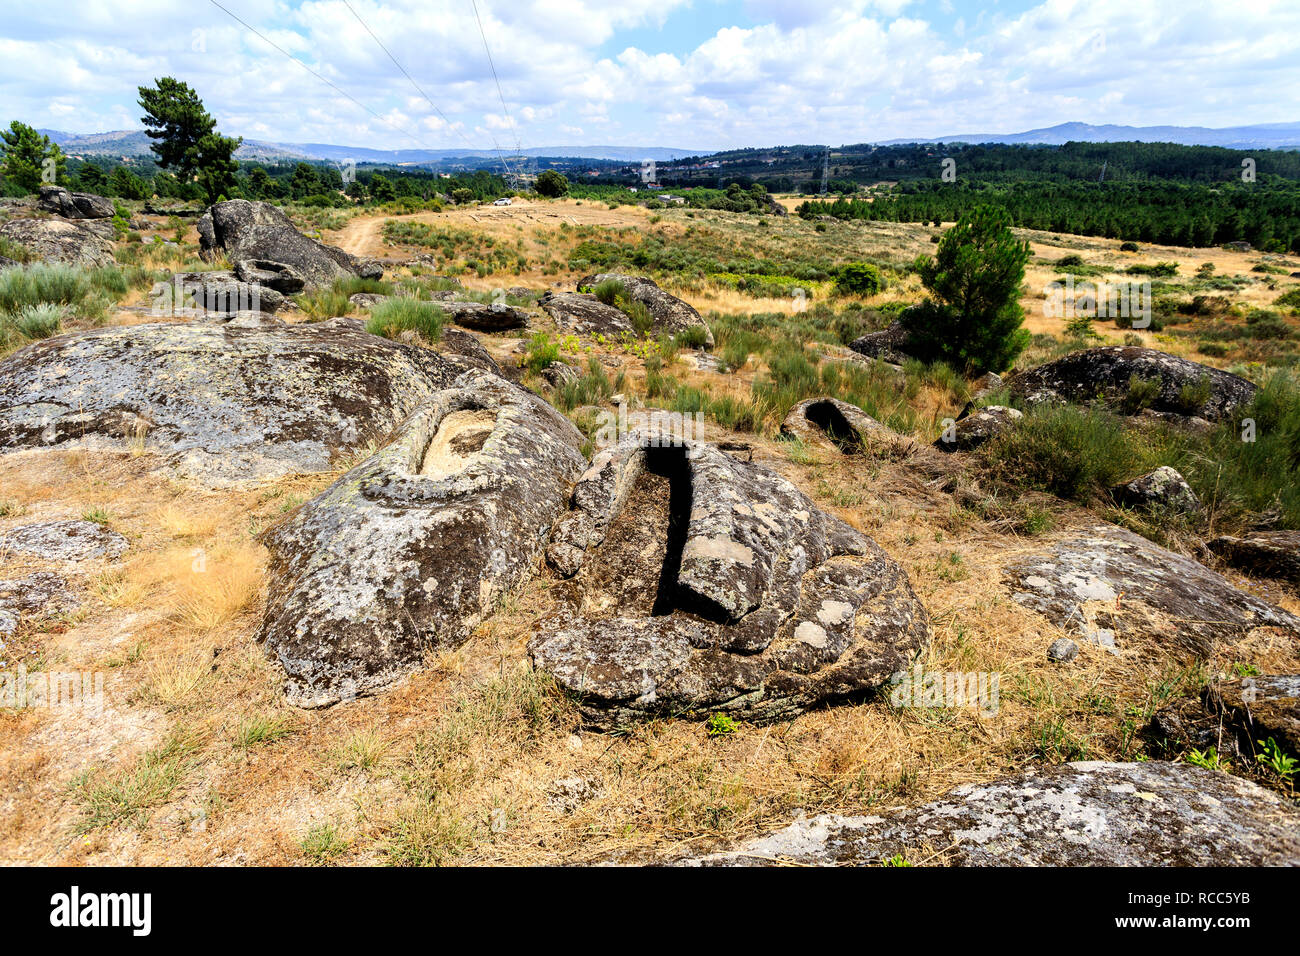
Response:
36,130,700,164
876,121,1300,149
38,121,1300,168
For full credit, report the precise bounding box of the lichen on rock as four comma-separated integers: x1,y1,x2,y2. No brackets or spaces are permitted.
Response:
530,436,930,726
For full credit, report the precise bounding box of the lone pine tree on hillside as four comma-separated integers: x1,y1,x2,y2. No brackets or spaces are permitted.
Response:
138,77,242,205
902,204,1032,373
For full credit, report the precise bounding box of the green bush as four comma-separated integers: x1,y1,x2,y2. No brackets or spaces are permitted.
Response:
833,262,885,296
365,297,444,342
523,332,560,372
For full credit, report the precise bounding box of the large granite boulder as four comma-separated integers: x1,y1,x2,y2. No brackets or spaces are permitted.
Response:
530,437,930,727
540,292,638,337
780,396,912,457
154,272,284,315
673,762,1300,866
258,372,586,707
0,319,463,486
37,185,114,220
576,273,713,346
0,570,79,635
196,199,382,289
1207,530,1300,584
0,217,114,268
1006,525,1300,654
1008,346,1256,422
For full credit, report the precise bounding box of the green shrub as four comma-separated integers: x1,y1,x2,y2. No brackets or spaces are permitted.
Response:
1127,261,1179,277
833,262,885,296
13,303,63,339
980,403,1162,504
365,297,444,342
1120,241,1140,252
592,278,626,306
523,332,560,372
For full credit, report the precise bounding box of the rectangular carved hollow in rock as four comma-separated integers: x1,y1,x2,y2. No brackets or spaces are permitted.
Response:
419,407,499,478
805,400,864,454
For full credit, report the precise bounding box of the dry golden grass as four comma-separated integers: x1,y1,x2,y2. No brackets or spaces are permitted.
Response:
1,213,1297,866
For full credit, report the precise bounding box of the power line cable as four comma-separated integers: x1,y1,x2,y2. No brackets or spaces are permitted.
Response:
338,0,509,175
469,0,525,175
207,0,436,151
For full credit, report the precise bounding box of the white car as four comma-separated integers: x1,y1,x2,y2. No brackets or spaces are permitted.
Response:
493,198,512,206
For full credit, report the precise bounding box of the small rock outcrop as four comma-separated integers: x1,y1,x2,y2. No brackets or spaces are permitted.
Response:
0,570,78,631
0,520,128,563
530,437,930,727
849,321,916,365
780,397,911,457
539,292,638,337
673,762,1300,866
576,273,713,346
936,405,1022,452
440,300,530,332
1006,525,1300,655
259,373,586,707
234,259,306,295
0,216,114,268
0,319,464,486
1153,675,1300,771
37,185,114,220
1008,346,1256,422
1207,530,1300,583
196,200,382,289
1112,466,1201,514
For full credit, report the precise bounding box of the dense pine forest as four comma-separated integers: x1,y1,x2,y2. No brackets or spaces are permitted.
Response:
792,142,1300,252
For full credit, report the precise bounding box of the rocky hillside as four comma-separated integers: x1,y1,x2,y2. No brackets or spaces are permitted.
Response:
0,190,1297,866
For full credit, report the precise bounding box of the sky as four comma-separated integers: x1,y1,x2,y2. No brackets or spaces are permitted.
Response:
2,0,1299,152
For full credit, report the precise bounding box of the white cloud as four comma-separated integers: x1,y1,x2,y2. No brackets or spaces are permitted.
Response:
0,0,1296,150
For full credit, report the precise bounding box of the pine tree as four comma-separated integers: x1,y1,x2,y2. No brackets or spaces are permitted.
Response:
901,205,1031,373
0,121,65,193
138,78,242,204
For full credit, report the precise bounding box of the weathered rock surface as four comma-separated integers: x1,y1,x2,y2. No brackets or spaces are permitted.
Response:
780,397,912,457
1006,525,1300,655
196,200,382,289
259,373,586,706
673,762,1300,866
0,520,128,563
576,273,713,346
37,185,114,220
530,437,930,726
1047,637,1079,662
849,320,916,365
1112,466,1201,514
1208,531,1300,583
159,273,284,314
1008,346,1256,421
0,571,79,624
0,216,114,268
937,405,1022,452
0,319,465,486
1153,675,1300,767
440,300,530,332
539,292,638,337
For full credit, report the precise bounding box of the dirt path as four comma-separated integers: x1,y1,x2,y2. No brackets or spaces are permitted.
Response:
335,214,388,258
